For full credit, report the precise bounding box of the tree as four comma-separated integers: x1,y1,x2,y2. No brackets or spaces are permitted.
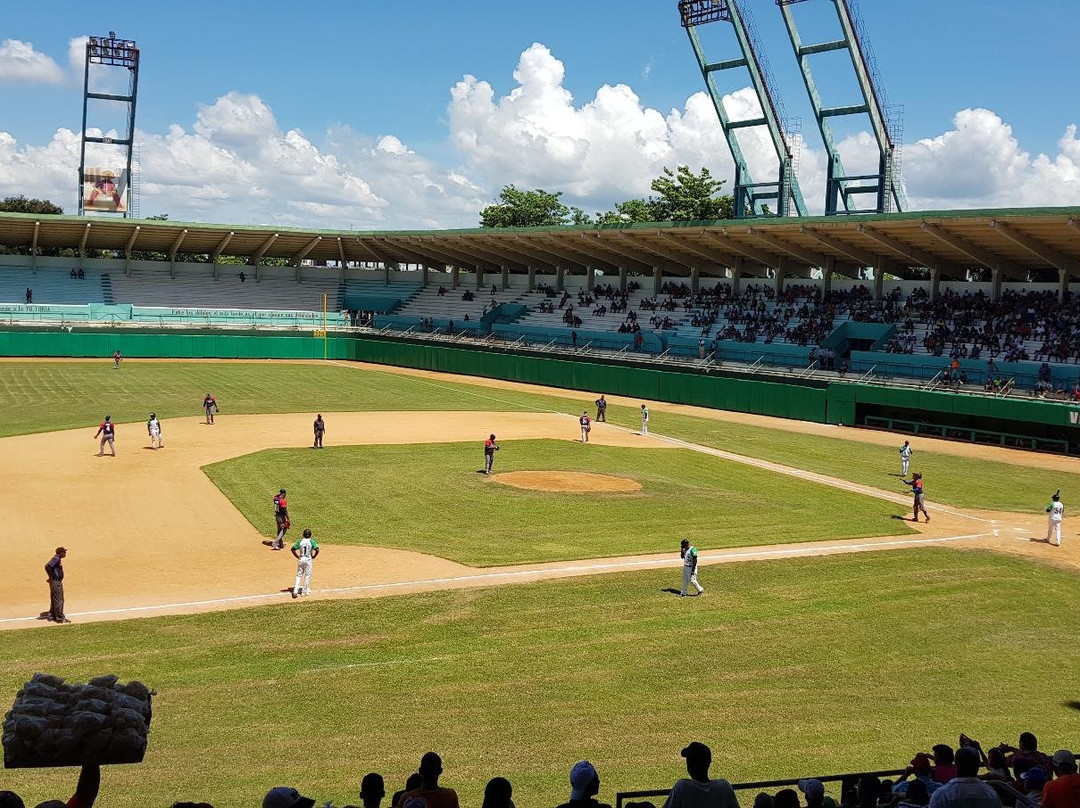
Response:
595,198,653,225
648,165,733,222
0,196,63,215
479,185,571,228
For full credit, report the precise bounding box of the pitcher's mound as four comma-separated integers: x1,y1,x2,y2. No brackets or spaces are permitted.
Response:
493,470,642,493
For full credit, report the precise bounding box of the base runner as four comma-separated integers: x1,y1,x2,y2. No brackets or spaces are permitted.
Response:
94,415,116,457
291,529,319,598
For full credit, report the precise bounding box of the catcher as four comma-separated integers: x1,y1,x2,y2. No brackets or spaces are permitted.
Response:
271,488,290,549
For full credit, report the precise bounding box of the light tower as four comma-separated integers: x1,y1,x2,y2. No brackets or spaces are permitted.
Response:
677,0,807,218
77,32,140,217
776,0,906,214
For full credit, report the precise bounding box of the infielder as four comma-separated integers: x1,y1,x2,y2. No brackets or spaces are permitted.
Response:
291,529,319,598
902,472,930,522
203,392,218,425
580,411,592,443
313,414,326,449
679,539,704,597
272,488,290,549
640,404,650,435
484,434,499,474
1046,490,1064,547
94,415,116,457
899,440,912,477
147,413,164,450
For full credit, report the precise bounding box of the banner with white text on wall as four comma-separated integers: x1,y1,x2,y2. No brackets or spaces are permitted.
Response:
82,167,129,213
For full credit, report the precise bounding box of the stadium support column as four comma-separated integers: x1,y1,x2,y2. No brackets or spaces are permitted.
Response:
501,264,509,291
930,266,941,301
691,266,700,294
774,256,787,296
873,256,886,301
823,255,835,294
384,263,391,284
732,256,744,295
422,263,429,287
991,268,1002,302
618,265,627,293
476,267,484,290
527,265,536,291
556,265,565,291
653,266,662,294
1059,268,1069,303
587,265,595,292
452,265,459,289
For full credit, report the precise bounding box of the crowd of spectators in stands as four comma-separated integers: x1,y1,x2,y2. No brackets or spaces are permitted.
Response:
2,733,1075,808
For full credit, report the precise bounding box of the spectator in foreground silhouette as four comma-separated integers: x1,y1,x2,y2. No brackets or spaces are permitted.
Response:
751,795,772,808
395,753,458,808
897,780,929,808
391,773,423,808
1043,749,1079,808
5,763,101,808
344,772,385,808
1002,733,1054,780
662,741,739,808
798,778,837,808
893,754,942,798
557,761,611,808
262,786,315,808
481,777,514,808
772,790,799,808
927,746,1000,808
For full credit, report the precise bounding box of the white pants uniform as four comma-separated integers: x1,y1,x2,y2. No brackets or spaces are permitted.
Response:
682,565,703,596
294,557,313,596
149,426,163,449
581,425,589,442
641,413,649,435
1047,518,1062,546
901,456,910,476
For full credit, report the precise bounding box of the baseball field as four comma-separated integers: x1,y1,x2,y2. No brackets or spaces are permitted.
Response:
1,358,1079,807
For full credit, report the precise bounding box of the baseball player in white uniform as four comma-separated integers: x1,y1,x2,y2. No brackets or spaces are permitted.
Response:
640,404,650,435
291,529,319,598
1046,491,1064,547
147,413,164,450
899,441,912,477
679,539,704,597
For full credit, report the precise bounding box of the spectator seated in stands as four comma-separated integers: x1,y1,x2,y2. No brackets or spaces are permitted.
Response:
557,760,611,808
661,742,738,808
894,754,943,798
491,284,498,295
999,733,1055,782
771,790,799,808
390,774,424,808
343,772,385,808
263,786,316,808
70,268,77,279
897,780,930,808
395,752,459,808
438,286,447,296
462,290,475,302
926,746,1000,808
238,271,246,282
1044,749,1079,808
481,778,514,808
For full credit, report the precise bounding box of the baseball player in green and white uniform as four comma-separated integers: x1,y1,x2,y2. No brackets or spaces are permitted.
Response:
1046,491,1064,547
641,404,650,435
291,529,319,598
679,539,704,597
899,440,912,477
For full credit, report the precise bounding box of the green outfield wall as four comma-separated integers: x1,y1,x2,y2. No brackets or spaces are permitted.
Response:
3,329,1078,451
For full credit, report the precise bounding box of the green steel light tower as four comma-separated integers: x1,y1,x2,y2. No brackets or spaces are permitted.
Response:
776,0,907,214
678,0,807,218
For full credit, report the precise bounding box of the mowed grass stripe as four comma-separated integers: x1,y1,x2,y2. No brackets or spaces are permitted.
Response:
203,440,912,564
1,550,1078,808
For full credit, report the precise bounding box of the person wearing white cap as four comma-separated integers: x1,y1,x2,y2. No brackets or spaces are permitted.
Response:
556,761,611,808
1042,749,1079,808
662,742,738,808
263,786,316,808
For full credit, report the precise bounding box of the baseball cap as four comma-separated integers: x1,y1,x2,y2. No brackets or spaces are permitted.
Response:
280,488,287,494
681,742,711,762
798,780,825,800
1052,749,1077,769
570,761,598,800
1021,767,1047,788
262,786,315,808
55,546,67,554
910,753,932,770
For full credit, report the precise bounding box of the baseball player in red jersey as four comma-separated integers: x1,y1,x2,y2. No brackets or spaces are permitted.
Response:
93,415,116,456
271,488,290,549
484,434,499,474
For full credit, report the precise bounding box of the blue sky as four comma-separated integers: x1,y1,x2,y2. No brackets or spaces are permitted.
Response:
1,0,1078,226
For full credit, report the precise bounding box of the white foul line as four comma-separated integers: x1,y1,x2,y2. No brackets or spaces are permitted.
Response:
0,531,989,626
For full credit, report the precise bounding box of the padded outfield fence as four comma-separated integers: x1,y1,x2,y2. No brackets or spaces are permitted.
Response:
3,327,1080,453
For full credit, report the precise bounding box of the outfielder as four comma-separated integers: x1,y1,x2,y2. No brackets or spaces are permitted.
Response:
580,411,591,443
679,539,704,597
291,529,319,598
902,472,930,522
640,404,650,435
147,413,164,450
272,488,290,549
94,415,116,457
113,350,122,370
203,392,218,425
484,434,499,474
899,440,912,477
1046,490,1064,547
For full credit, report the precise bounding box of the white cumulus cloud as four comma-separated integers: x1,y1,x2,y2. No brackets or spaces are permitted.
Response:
0,39,64,84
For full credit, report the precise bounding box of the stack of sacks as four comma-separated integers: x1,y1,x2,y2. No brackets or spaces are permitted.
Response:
2,674,153,767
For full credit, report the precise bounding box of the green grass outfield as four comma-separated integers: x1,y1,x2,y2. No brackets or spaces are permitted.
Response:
2,550,1078,807
1,359,1075,513
204,440,912,564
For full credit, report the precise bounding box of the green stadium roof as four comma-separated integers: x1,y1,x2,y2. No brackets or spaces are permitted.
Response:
2,207,1080,279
